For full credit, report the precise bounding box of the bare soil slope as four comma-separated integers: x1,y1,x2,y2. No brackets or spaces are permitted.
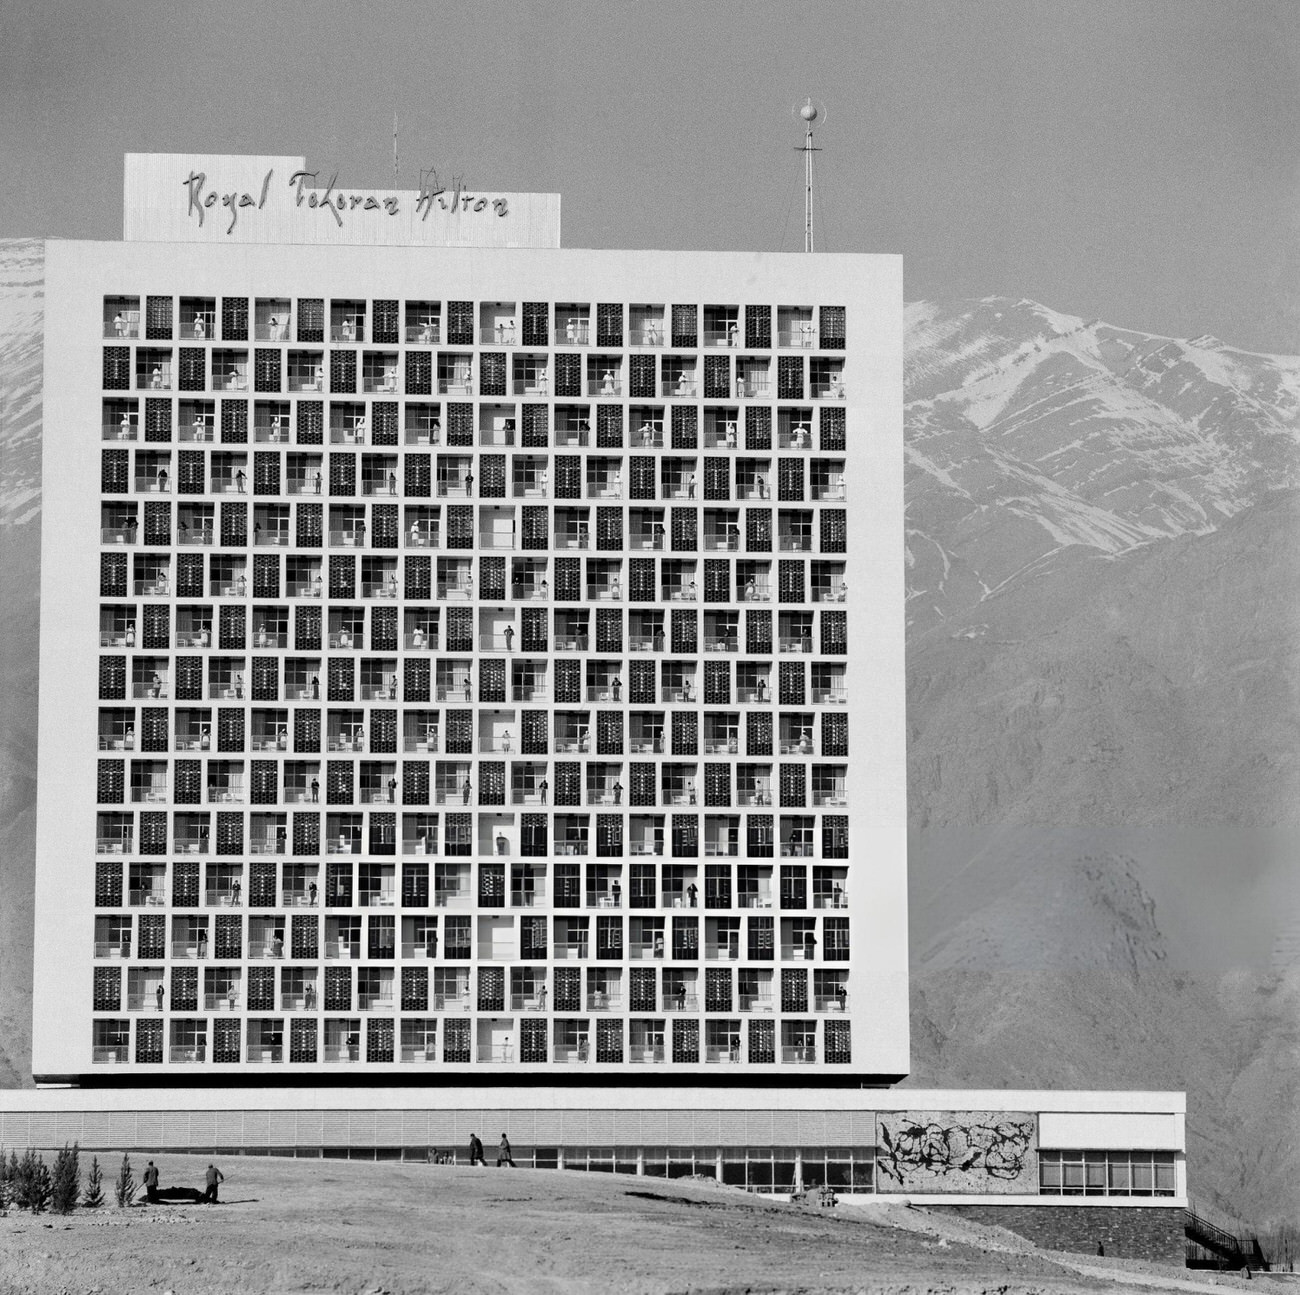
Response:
0,1155,1264,1295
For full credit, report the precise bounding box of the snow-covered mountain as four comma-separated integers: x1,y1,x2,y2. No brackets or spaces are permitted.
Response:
0,248,1294,1223
906,297,1300,634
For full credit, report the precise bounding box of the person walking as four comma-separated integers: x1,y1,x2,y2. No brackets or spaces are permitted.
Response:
468,1134,486,1166
142,1160,160,1204
202,1162,225,1204
497,1134,516,1168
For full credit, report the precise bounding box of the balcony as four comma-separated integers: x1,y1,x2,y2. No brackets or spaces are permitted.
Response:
628,942,665,959
585,993,623,1011
104,422,137,441
703,326,740,348
781,1046,818,1064
362,580,399,600
205,993,241,1011
587,380,622,397
93,1046,129,1064
476,1044,514,1063
662,382,697,399
705,942,740,961
327,632,364,650
662,995,698,1012
735,379,770,399
93,942,131,958
510,992,548,1010
553,1045,591,1063
282,889,318,907
129,784,168,803
811,380,846,401
405,632,439,651
629,531,664,551
434,888,472,908
704,1046,742,1064
329,530,367,548
287,581,323,598
204,888,242,906
813,889,849,909
324,942,361,960
358,992,395,1011
628,1046,666,1064
323,1045,359,1063
777,328,815,349
780,943,818,960
126,993,164,1011
173,836,209,854
101,527,137,544
511,684,548,702
406,323,440,344
510,885,547,906
779,636,814,654
246,1046,284,1063
814,993,849,1012
170,942,207,959
739,994,774,1012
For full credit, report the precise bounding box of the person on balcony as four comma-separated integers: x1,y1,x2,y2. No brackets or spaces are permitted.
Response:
601,370,615,395
151,366,163,389
119,413,132,439
193,315,205,338
113,312,125,337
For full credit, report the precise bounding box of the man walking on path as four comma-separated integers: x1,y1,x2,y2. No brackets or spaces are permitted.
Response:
142,1160,160,1204
468,1134,486,1166
202,1163,225,1203
497,1134,516,1167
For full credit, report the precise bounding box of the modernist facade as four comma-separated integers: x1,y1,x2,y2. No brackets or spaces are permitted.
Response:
21,157,1189,1258
34,154,908,1087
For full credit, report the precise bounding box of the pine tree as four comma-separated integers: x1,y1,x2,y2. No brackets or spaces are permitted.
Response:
13,1149,35,1209
114,1152,135,1208
82,1155,104,1208
0,1146,9,1212
51,1143,80,1214
25,1151,52,1214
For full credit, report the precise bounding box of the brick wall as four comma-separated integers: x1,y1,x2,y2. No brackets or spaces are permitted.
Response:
931,1204,1185,1265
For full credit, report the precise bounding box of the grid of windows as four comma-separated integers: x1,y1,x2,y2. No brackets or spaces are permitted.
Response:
90,290,854,1073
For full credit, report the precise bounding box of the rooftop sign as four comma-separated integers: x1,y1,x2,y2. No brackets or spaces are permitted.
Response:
124,154,561,249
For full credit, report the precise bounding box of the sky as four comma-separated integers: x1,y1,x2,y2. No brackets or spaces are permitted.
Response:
3,0,1297,354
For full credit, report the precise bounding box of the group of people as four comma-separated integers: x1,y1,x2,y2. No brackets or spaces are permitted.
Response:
141,1159,224,1204
466,1134,516,1167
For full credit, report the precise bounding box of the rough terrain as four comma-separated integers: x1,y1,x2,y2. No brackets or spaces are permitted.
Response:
0,1155,1274,1295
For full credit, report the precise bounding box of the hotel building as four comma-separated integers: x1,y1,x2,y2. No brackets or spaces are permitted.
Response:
35,154,907,1086
15,156,1189,1260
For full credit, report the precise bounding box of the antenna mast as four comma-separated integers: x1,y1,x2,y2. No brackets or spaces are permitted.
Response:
796,98,822,253
393,113,399,185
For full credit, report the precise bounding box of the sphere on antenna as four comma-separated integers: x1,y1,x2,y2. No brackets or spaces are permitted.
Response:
800,100,818,123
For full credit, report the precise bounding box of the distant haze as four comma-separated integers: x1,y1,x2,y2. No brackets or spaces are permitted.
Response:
2,1,1298,351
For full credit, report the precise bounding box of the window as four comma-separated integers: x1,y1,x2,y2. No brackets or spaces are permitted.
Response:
1038,1150,1176,1197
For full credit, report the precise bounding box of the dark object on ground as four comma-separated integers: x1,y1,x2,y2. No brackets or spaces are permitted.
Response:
147,1187,205,1204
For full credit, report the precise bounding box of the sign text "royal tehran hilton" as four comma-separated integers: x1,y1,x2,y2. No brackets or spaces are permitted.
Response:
182,168,510,235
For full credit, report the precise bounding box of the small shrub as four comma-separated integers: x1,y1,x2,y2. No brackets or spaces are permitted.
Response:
51,1143,80,1214
114,1152,135,1208
83,1155,104,1208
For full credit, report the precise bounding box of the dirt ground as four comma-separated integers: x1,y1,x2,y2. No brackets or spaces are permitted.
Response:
0,1153,1276,1295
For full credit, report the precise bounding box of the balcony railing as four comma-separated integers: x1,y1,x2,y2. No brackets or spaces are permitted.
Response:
476,1044,513,1062
629,531,664,550
129,785,168,803
662,994,699,1012
104,423,137,441
173,836,209,853
662,382,697,399
204,889,242,906
587,380,622,397
705,942,741,960
170,942,207,959
93,942,131,958
781,1046,818,1063
628,1046,666,1064
739,994,774,1012
585,993,623,1011
628,942,665,959
509,885,547,906
777,328,815,348
406,324,440,344
509,992,547,1010
553,1044,591,1063
204,993,241,1011
705,1046,742,1063
814,993,849,1012
780,943,819,960
246,1045,284,1063
630,327,664,346
811,381,846,400
93,1046,129,1064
